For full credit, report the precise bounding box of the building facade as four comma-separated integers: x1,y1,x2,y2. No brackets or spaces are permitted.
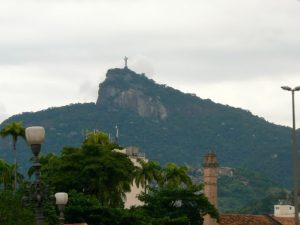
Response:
114,146,147,208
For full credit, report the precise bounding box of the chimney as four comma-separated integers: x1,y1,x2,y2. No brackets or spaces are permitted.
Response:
203,152,218,225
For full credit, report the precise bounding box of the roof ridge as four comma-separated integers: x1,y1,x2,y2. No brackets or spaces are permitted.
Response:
263,214,284,225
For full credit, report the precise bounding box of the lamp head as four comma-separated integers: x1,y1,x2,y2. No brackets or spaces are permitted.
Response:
294,86,300,91
281,86,292,91
25,126,45,145
55,192,68,205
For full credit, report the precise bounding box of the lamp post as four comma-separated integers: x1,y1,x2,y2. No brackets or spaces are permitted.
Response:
25,126,46,225
282,85,300,225
55,192,68,225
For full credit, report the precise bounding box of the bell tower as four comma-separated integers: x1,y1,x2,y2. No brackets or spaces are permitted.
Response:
203,152,218,225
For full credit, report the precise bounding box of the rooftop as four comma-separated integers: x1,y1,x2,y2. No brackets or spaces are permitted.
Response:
220,214,282,225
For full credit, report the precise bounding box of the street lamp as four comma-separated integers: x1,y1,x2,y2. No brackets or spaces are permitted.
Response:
55,192,68,225
25,126,45,225
281,86,300,225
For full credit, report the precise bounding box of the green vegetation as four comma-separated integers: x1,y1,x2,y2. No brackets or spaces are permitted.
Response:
0,190,35,225
240,189,291,214
0,159,14,189
135,158,162,192
0,121,25,192
0,130,217,225
139,185,219,225
41,131,135,208
0,68,296,213
218,168,286,213
162,163,192,188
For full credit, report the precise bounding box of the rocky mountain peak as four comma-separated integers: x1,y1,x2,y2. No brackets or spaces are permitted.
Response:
96,68,168,120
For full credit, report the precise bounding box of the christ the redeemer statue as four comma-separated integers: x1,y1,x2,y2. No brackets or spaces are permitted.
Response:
124,56,128,68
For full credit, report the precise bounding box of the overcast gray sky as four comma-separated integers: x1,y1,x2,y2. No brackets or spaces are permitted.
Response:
1,0,300,126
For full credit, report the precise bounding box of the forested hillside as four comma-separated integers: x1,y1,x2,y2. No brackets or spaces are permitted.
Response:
0,68,297,199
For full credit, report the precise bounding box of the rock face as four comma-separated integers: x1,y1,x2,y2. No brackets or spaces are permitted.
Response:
96,68,168,120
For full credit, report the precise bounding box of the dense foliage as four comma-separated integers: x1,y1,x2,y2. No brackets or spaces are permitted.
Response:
0,130,218,224
63,186,219,225
0,159,14,189
139,185,219,225
39,132,218,224
40,131,135,208
0,123,290,224
0,190,35,225
240,189,291,214
135,158,162,192
217,168,286,213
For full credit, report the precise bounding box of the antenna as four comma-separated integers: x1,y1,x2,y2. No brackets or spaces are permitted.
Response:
115,125,119,144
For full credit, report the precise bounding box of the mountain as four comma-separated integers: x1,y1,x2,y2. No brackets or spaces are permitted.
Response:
189,166,288,213
0,67,297,191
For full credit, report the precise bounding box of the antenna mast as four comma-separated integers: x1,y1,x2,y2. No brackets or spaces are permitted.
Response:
115,125,119,144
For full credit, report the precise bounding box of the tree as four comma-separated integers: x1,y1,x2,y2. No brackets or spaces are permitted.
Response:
28,153,58,179
32,129,218,225
83,131,110,146
0,190,35,225
0,159,13,190
162,163,192,188
64,191,149,225
138,184,219,225
0,121,25,192
135,159,162,193
64,190,101,224
40,131,135,207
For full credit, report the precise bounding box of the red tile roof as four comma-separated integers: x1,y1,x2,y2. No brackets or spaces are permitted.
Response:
64,215,297,225
220,214,280,225
64,224,88,225
273,217,296,225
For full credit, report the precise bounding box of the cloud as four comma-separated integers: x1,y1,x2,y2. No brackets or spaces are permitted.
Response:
130,55,155,77
0,0,300,126
0,103,9,123
78,80,99,102
0,0,299,83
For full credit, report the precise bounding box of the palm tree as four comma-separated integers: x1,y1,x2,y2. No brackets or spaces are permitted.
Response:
0,121,25,192
135,159,162,193
162,162,192,188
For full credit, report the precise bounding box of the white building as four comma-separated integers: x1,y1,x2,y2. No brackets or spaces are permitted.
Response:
274,204,298,217
114,146,148,208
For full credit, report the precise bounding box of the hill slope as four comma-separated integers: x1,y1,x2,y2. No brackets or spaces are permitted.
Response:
0,67,298,189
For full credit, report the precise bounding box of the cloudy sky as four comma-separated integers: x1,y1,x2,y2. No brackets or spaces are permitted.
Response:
1,0,300,126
